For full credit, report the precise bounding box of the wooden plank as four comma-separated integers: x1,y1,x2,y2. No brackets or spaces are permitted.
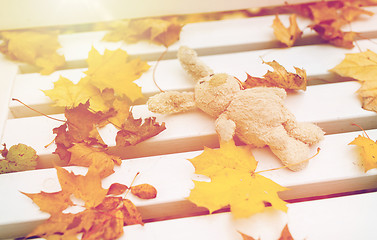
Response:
4,81,377,165
9,37,377,118
0,0,323,30
1,128,376,238
0,56,18,140
14,6,377,71
121,192,377,240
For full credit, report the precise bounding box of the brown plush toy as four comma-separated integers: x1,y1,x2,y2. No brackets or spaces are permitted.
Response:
148,46,324,171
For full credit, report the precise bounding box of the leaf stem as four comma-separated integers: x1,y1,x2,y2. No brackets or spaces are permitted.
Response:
124,172,140,198
152,48,168,92
12,98,66,123
352,123,370,139
255,147,321,174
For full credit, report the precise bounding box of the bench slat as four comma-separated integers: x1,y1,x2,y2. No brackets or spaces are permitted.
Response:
1,128,376,238
9,37,377,118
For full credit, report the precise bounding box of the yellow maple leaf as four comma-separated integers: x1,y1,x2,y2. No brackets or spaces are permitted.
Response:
272,14,302,47
349,135,377,172
188,141,288,218
0,30,65,75
103,18,183,47
84,47,150,102
43,76,100,109
330,49,377,82
331,50,377,112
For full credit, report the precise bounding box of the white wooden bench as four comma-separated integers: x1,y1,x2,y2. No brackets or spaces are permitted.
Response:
1,0,377,239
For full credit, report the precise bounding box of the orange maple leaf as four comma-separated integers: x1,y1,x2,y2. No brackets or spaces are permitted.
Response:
239,224,294,240
243,60,307,91
272,14,302,47
287,0,373,49
68,143,122,178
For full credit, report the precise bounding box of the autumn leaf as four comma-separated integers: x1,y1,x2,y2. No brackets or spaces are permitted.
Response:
43,76,99,109
331,50,377,112
121,199,144,226
188,140,288,218
116,113,166,147
0,30,65,74
107,183,129,195
0,143,38,174
349,135,377,172
56,166,107,208
21,191,72,215
311,22,356,49
330,50,377,82
279,224,294,240
243,60,306,91
287,0,373,49
272,14,302,47
43,77,120,113
103,18,183,47
238,224,293,240
68,143,122,178
84,47,150,102
131,184,157,199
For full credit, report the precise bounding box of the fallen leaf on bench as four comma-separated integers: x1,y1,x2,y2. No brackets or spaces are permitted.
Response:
239,224,294,240
25,167,138,239
68,143,122,178
103,18,183,47
286,0,373,49
0,30,65,74
84,47,150,102
243,60,306,91
116,113,166,147
188,140,288,218
131,183,158,199
349,135,377,172
272,14,302,47
330,50,377,112
0,143,38,174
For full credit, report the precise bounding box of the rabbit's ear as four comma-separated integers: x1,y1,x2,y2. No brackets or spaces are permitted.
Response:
177,46,213,82
147,91,196,114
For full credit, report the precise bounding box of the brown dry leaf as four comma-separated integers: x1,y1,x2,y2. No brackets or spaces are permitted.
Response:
121,199,144,226
131,184,157,199
287,0,373,49
279,224,294,240
116,113,166,147
239,231,257,240
103,18,183,47
68,143,122,178
107,183,129,195
238,224,293,240
311,23,356,49
243,60,306,91
272,14,302,47
0,30,65,74
27,212,76,238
